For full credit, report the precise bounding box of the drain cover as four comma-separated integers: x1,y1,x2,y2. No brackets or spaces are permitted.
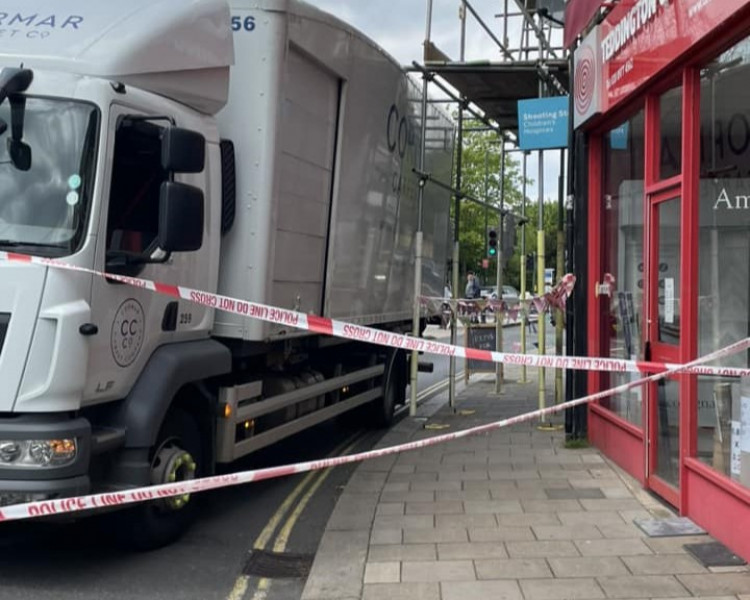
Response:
634,517,706,538
684,542,747,568
242,550,314,579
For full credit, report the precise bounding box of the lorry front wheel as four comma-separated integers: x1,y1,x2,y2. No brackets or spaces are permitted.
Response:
114,409,203,551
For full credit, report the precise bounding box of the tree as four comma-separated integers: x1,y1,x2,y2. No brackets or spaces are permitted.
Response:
453,124,560,293
505,201,560,294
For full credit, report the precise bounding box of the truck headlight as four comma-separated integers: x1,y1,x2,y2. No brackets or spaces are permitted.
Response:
0,439,77,468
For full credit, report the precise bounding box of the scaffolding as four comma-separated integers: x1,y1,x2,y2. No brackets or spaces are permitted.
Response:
407,0,571,422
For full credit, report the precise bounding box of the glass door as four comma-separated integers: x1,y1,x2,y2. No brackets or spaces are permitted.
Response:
645,190,682,504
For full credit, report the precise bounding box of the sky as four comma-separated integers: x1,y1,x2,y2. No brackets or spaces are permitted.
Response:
305,0,566,204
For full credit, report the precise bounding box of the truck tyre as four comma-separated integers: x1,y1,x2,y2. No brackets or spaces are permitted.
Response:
370,351,404,428
113,409,203,551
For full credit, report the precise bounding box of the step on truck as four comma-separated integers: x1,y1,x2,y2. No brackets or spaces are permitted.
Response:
0,0,453,548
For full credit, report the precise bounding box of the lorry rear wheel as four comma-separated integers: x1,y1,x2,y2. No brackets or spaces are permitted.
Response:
370,352,404,428
113,409,203,551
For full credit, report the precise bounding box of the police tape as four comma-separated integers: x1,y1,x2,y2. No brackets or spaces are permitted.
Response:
0,335,747,523
1,251,749,380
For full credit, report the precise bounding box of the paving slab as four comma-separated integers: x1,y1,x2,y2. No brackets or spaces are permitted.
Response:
596,575,690,598
363,562,400,584
361,582,440,600
558,511,629,526
643,535,714,555
367,544,436,562
519,577,606,600
372,515,434,530
596,523,647,539
521,499,585,512
677,572,750,595
379,490,435,503
468,526,536,542
402,528,468,544
575,538,653,557
436,489,492,501
409,480,462,492
474,558,553,579
622,554,708,575
506,540,581,558
435,513,498,529
404,501,464,515
441,580,524,600
401,560,476,582
437,542,509,560
545,487,606,500
547,556,629,578
439,470,490,481
370,529,402,545
463,499,524,514
580,499,644,512
375,502,404,516
497,512,562,526
301,530,369,600
533,524,603,541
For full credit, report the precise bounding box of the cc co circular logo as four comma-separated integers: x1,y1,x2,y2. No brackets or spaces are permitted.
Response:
575,46,595,116
111,299,145,367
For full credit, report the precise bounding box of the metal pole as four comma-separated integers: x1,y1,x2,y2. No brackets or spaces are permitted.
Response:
495,139,506,394
536,16,548,427
555,148,565,408
449,0,467,411
482,150,490,285
537,148,547,425
410,0,435,416
520,151,529,383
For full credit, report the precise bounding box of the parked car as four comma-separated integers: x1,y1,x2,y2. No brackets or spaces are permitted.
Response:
490,285,520,305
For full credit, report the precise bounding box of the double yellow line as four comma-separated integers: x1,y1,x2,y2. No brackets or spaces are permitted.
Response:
227,371,461,600
226,431,364,600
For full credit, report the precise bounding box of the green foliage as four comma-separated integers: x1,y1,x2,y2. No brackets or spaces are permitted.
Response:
452,125,561,291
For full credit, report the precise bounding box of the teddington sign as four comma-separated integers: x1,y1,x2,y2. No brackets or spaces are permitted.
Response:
600,0,673,63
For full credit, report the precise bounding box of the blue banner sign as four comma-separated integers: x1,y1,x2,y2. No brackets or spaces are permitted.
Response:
517,96,569,150
609,122,629,150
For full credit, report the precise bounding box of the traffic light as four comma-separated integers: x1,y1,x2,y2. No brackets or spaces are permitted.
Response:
488,229,498,257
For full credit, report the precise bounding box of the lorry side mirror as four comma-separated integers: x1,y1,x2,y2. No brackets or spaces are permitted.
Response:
158,181,204,252
7,138,31,171
161,127,205,173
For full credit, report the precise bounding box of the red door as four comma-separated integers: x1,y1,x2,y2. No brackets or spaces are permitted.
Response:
644,188,682,506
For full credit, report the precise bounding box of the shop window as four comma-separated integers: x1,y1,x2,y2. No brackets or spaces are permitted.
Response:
695,37,750,485
600,110,646,426
659,85,682,180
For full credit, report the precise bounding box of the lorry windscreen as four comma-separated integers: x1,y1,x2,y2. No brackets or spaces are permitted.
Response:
0,98,98,257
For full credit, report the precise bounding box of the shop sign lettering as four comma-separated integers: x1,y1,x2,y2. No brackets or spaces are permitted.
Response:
713,188,750,211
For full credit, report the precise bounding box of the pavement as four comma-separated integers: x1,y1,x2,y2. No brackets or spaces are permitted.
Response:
300,362,750,600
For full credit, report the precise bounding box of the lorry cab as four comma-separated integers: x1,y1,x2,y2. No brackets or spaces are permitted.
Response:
0,0,233,542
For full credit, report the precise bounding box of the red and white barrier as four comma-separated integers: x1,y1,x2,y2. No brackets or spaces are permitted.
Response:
0,334,747,523
1,252,748,379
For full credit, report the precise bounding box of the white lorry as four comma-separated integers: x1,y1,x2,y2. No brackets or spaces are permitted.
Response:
0,0,453,547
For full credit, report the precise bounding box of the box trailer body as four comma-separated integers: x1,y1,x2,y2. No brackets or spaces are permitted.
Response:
0,0,453,546
216,1,453,340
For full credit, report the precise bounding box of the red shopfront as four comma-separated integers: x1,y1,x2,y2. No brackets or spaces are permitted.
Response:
571,0,750,560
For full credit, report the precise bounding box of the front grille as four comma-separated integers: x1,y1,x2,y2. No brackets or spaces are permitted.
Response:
0,313,9,356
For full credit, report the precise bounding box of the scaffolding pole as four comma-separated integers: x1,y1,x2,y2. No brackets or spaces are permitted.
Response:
409,0,435,417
